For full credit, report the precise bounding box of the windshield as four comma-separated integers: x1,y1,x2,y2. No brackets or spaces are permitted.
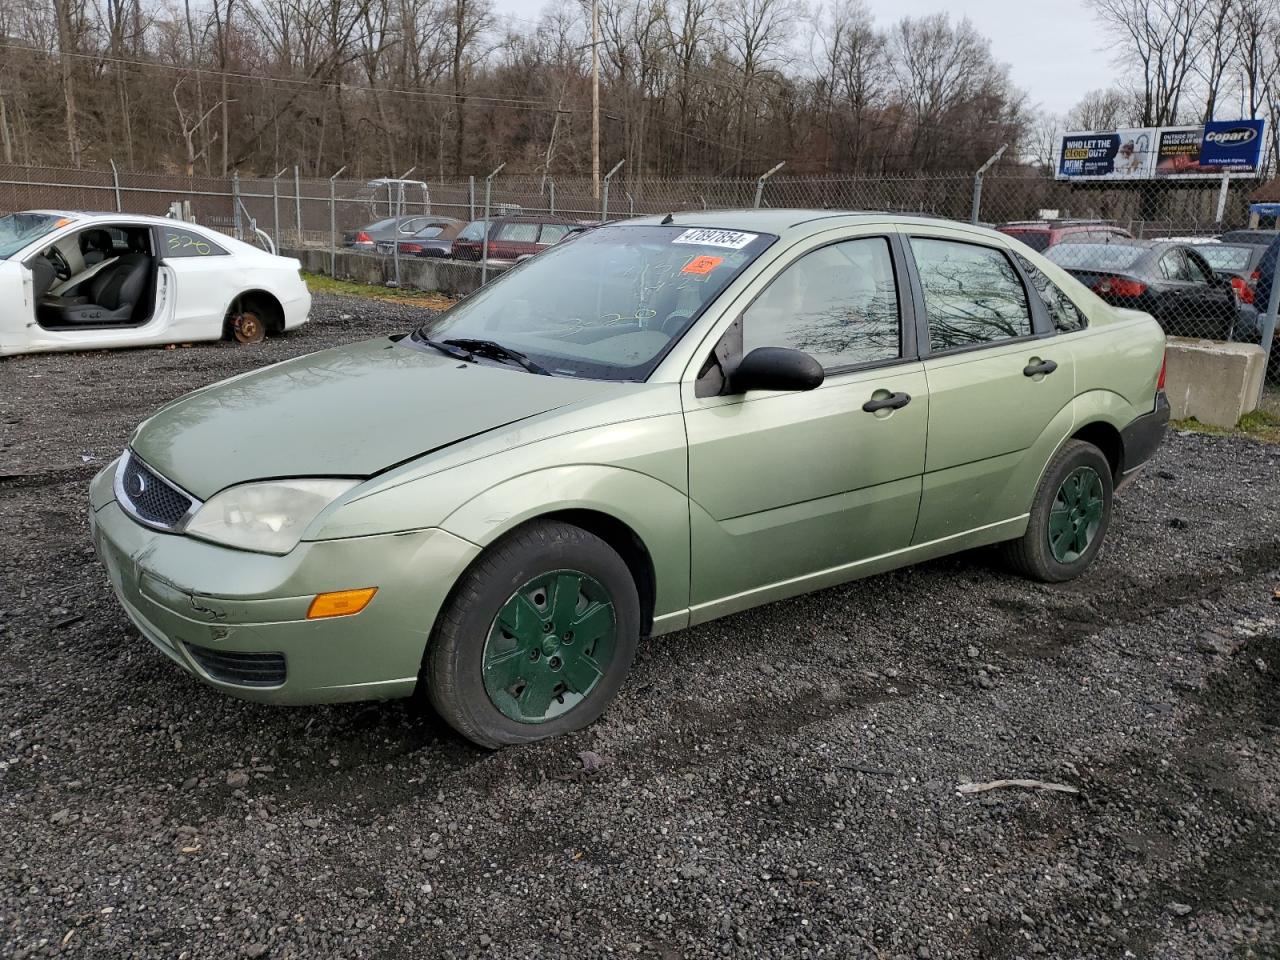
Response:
1047,243,1146,271
1195,244,1254,271
0,212,73,259
457,220,489,242
415,224,776,380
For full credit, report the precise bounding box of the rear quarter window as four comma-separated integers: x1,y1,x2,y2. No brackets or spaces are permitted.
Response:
1015,254,1088,333
162,227,227,258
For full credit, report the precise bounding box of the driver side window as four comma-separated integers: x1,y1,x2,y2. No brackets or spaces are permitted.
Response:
741,237,901,370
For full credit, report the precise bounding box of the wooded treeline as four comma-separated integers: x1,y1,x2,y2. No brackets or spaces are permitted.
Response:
0,0,1029,178
3,0,1278,181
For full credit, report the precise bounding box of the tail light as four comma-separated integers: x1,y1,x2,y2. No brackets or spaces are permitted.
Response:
1157,351,1166,392
401,243,422,254
355,231,372,244
1230,276,1255,304
1094,276,1147,297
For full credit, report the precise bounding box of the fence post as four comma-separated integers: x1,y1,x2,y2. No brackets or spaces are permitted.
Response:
1214,173,1231,224
549,180,555,216
481,162,505,286
271,167,286,253
328,165,347,278
109,159,122,212
232,171,242,239
469,175,475,220
601,159,625,222
1258,254,1280,404
970,143,1008,225
753,161,785,208
294,166,302,239
392,180,404,288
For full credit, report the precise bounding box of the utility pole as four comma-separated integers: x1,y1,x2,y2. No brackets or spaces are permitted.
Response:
591,0,600,201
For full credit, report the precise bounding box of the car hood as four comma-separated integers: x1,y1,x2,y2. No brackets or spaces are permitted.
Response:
131,337,626,498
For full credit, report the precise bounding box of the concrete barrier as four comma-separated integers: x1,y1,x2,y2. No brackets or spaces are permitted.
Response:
283,247,509,298
1163,337,1267,428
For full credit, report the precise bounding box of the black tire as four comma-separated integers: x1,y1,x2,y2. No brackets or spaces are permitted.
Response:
424,520,640,749
1001,439,1114,583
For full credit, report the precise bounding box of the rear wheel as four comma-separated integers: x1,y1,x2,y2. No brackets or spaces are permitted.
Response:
424,521,640,748
1002,439,1113,583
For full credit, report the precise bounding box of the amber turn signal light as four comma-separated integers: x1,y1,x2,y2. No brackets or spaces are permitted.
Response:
307,587,377,619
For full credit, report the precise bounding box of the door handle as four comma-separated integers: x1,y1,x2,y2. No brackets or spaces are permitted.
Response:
1023,358,1058,377
862,392,911,413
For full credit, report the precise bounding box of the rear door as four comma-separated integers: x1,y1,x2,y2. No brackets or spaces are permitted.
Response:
683,232,928,618
905,231,1076,544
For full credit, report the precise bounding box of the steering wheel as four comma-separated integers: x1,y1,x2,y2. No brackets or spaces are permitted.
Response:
46,246,72,281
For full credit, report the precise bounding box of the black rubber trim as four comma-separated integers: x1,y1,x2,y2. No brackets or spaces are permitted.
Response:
185,643,286,687
1120,392,1171,474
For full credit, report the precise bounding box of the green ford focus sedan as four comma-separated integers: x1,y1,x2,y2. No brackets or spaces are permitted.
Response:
89,211,1169,747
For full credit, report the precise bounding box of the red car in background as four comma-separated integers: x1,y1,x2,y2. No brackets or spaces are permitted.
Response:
997,219,1133,252
450,215,582,262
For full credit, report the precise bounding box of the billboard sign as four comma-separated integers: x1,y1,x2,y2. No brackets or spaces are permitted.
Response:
1058,120,1265,180
1058,129,1156,180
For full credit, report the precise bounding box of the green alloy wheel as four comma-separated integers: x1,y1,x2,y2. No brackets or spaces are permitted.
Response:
425,520,640,748
482,570,618,723
1002,439,1113,583
1048,466,1105,563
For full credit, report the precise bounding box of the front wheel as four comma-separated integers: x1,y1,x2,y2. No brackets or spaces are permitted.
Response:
1002,439,1114,583
424,521,640,748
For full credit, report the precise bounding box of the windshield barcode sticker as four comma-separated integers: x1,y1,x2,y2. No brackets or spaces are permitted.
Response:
672,228,758,249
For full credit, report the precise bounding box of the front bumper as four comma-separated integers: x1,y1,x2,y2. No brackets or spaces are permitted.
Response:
88,464,479,704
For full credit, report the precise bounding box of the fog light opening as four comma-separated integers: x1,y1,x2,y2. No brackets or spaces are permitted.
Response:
307,587,378,619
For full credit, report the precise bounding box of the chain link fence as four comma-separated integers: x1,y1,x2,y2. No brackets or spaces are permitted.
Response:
2,160,1277,376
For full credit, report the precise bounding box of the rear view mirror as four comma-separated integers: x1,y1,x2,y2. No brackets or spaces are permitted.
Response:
727,347,824,394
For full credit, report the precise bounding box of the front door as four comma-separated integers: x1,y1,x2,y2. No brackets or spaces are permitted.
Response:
905,234,1076,544
683,234,929,621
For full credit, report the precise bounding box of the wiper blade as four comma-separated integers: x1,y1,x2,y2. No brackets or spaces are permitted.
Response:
419,337,475,362
443,338,552,376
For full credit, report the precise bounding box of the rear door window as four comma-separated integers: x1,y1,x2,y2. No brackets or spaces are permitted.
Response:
497,222,540,243
1159,250,1194,282
910,238,1034,351
538,224,571,244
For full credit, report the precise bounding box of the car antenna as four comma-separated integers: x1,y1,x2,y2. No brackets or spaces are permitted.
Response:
660,213,674,225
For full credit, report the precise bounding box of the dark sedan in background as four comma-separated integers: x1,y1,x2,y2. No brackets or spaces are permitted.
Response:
343,215,460,251
1046,240,1239,341
395,221,466,258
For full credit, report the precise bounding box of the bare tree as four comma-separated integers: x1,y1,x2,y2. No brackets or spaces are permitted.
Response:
1089,0,1208,125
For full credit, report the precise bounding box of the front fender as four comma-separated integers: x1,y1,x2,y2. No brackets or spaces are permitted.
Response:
438,465,691,630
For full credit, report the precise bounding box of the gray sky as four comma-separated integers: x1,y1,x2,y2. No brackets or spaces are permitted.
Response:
488,0,1114,118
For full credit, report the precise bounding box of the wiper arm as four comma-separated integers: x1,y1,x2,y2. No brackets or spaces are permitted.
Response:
443,338,552,376
418,336,475,362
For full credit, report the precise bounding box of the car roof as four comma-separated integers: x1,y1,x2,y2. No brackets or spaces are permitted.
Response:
25,209,201,228
622,208,1016,241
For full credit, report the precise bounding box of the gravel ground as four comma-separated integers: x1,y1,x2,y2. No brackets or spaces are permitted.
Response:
2,293,1279,960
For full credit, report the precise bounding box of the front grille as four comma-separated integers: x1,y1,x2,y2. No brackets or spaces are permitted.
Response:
116,451,198,530
185,643,287,687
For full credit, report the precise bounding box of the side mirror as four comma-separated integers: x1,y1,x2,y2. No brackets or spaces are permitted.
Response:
726,347,824,394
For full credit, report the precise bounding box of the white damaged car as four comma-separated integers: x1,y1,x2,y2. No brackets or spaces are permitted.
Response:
0,210,310,356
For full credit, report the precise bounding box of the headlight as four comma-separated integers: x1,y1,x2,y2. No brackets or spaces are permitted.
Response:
185,479,359,555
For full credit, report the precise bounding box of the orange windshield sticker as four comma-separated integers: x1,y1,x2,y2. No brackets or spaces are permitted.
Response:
682,255,723,275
